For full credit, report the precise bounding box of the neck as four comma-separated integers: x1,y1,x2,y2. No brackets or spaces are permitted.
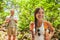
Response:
37,19,43,27
37,20,42,25
38,19,43,23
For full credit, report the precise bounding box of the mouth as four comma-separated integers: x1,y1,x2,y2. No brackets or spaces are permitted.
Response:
38,15,42,18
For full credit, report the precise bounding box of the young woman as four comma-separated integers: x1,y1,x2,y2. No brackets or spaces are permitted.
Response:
30,7,55,40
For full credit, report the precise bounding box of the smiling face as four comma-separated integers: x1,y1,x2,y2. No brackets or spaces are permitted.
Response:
35,8,44,21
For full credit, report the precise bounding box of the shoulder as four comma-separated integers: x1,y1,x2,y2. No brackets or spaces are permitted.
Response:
30,21,35,28
44,20,55,31
30,21,35,25
44,20,52,26
44,20,53,29
30,21,35,31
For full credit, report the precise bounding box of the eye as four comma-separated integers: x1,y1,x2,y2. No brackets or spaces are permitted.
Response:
38,11,40,14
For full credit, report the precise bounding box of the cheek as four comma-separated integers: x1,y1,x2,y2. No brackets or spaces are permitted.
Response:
36,14,38,19
42,14,44,18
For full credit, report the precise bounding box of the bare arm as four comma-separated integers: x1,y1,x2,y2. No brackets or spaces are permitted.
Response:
47,22,55,38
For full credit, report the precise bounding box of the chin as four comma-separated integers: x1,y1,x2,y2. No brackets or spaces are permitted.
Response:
39,19,43,21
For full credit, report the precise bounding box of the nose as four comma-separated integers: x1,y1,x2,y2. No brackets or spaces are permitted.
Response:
39,13,42,16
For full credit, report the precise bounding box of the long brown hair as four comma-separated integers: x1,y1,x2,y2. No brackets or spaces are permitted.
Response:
34,7,44,32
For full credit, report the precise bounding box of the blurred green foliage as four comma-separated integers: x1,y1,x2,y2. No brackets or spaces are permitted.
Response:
0,0,60,40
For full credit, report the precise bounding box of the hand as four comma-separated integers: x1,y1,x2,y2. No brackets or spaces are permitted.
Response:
49,33,53,39
6,18,10,23
45,33,51,40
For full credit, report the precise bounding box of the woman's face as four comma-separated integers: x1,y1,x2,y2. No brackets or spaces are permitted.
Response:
36,9,44,21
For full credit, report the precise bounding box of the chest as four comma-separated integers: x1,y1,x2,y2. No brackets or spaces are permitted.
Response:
9,16,16,26
34,23,50,35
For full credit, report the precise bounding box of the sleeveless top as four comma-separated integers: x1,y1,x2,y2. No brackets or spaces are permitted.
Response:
34,22,45,40
31,21,53,40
